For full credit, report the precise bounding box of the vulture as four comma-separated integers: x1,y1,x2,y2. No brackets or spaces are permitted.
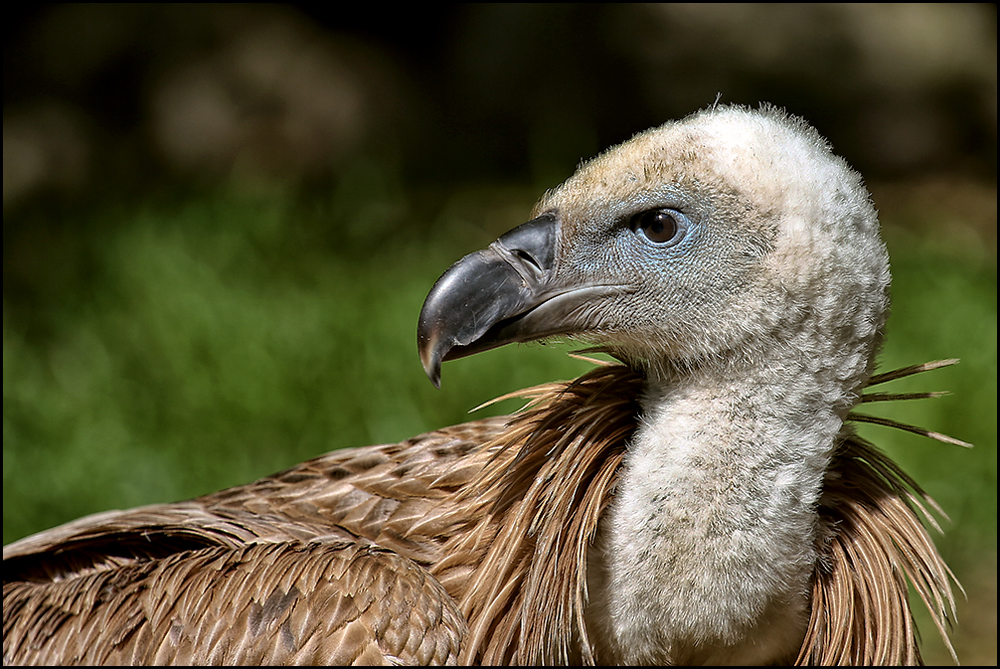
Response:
3,104,965,666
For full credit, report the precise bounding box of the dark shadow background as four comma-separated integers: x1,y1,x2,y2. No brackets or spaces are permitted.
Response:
4,4,996,206
4,5,996,664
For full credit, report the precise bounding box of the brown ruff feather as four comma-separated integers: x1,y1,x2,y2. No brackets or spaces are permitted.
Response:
3,362,961,665
798,434,960,665
439,364,643,665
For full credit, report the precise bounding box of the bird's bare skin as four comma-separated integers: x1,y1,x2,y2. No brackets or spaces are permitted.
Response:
3,105,961,665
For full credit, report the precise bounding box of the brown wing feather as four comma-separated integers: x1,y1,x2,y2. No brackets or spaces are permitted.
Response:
196,416,510,563
4,541,465,665
3,420,503,666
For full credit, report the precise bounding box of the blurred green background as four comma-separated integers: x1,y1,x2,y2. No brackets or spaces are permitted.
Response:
4,5,996,665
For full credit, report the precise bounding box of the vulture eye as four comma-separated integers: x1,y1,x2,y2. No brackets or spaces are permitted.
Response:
631,208,686,246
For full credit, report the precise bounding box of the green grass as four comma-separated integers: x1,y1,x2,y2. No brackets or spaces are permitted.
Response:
3,181,996,663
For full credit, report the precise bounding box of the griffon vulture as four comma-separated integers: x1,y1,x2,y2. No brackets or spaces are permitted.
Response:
3,104,963,665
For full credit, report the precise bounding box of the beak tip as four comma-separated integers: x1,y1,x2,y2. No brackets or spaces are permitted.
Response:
418,332,444,389
423,356,442,388
424,364,442,390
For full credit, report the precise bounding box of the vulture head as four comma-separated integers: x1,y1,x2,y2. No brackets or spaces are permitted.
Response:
419,104,890,407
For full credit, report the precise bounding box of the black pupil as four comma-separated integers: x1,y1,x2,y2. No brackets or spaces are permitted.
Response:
642,210,677,243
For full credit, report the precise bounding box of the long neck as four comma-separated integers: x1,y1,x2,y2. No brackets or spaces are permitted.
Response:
589,351,864,665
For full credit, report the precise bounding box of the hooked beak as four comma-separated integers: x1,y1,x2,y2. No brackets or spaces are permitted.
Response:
417,214,622,387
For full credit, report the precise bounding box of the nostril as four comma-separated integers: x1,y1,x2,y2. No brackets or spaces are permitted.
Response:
513,249,542,272
496,214,558,273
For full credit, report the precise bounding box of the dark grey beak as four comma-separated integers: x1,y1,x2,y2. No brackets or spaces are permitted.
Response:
417,215,560,387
